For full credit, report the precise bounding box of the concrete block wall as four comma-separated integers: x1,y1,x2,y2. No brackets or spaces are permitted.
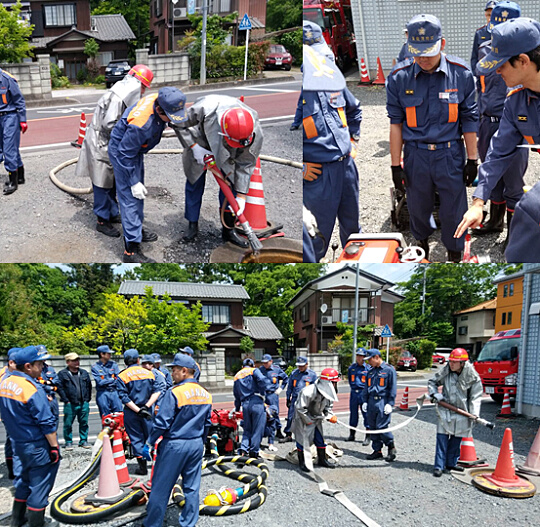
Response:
0,55,52,101
295,348,340,375
135,49,190,87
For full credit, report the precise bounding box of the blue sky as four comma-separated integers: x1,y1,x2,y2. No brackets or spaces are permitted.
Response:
324,263,417,286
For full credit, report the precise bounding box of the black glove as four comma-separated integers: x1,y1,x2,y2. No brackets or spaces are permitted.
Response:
49,445,61,464
463,159,478,186
138,405,152,420
286,399,291,409
391,165,407,193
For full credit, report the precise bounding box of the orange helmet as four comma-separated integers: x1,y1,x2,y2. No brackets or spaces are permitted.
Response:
220,107,255,148
128,64,154,88
320,368,340,382
449,348,469,361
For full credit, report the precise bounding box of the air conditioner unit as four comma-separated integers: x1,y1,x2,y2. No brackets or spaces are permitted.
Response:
321,316,333,325
173,7,187,18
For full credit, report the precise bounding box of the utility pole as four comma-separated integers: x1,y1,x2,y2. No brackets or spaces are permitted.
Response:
200,0,208,85
421,265,427,316
353,263,360,353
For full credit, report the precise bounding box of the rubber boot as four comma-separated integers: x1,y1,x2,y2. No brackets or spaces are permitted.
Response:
6,457,14,479
10,500,27,527
346,431,355,442
296,450,310,472
3,171,18,195
123,242,156,263
222,211,249,248
447,250,462,263
362,435,371,446
366,450,383,460
385,442,397,462
279,433,293,444
96,217,120,238
418,238,430,261
183,221,198,242
141,228,158,242
317,448,335,468
134,457,148,475
17,165,25,185
502,210,513,252
275,428,285,440
27,509,58,527
472,202,505,235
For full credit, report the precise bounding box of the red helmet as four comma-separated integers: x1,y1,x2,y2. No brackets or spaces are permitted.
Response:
128,64,154,88
320,368,340,382
220,107,255,148
449,348,469,362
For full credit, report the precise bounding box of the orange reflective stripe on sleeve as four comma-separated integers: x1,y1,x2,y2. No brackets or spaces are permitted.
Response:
337,107,347,127
368,378,372,387
2,94,6,104
361,375,366,383
448,103,458,123
379,377,385,387
524,135,535,145
273,377,277,384
351,374,355,382
480,76,486,94
305,381,310,386
405,107,417,128
303,116,318,139
293,379,297,387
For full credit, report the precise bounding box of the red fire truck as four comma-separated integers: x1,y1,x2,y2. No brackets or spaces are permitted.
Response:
303,0,357,71
473,329,520,404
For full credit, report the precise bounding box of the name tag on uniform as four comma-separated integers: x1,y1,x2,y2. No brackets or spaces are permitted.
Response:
439,92,450,100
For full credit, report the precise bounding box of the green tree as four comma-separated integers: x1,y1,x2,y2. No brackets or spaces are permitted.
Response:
186,12,238,52
266,0,302,31
239,336,254,354
328,321,377,372
0,1,35,63
66,264,118,314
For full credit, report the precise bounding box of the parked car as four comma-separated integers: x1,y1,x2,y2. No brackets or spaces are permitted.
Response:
264,45,293,71
396,351,417,371
105,59,131,88
432,352,446,365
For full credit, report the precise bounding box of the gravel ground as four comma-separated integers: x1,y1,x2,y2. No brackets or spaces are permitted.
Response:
321,83,540,264
0,122,301,263
2,397,538,527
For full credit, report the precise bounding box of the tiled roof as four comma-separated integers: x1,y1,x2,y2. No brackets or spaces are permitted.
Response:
244,317,283,340
454,298,497,315
118,280,249,300
81,14,135,41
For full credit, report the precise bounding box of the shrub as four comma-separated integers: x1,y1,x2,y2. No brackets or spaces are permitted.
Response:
76,68,87,83
417,339,437,369
50,63,71,88
87,58,100,82
93,75,105,85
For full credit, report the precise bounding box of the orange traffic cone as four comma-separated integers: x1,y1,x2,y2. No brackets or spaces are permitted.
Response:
399,386,410,411
358,58,371,85
497,391,515,418
242,157,275,234
71,112,87,148
517,425,540,476
112,429,134,486
458,436,487,467
239,95,244,102
372,57,386,85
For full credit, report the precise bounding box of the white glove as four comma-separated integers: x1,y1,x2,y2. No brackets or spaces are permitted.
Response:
268,444,278,452
131,182,147,200
275,387,283,395
229,195,246,217
303,206,318,237
432,393,444,403
191,143,212,165
384,404,393,415
362,403,368,413
228,410,235,419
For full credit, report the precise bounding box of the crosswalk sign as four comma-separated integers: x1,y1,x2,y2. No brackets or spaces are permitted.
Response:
239,13,252,31
381,324,392,338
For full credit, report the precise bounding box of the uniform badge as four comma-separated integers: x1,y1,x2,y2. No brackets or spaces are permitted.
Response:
405,90,414,95
518,115,528,122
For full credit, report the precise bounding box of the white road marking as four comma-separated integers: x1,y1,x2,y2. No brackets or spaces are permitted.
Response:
241,87,296,93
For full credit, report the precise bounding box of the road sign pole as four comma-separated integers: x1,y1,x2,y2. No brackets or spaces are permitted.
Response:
386,336,390,363
200,0,208,85
243,28,250,81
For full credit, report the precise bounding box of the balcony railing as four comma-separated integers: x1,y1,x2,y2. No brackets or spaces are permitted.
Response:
320,308,369,326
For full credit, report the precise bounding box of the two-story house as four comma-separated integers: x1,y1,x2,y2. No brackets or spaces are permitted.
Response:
28,0,134,79
453,299,496,358
287,266,403,353
149,0,266,55
493,271,524,333
117,280,282,372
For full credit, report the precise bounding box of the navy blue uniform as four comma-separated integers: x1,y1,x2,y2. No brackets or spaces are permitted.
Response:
233,366,268,455
117,365,160,456
471,25,490,74
38,363,59,427
284,367,318,434
144,379,212,527
387,54,479,252
0,371,59,511
0,366,21,482
506,183,540,262
263,404,279,445
348,361,370,429
157,365,173,388
259,364,288,433
397,43,413,63
362,362,397,453
109,94,167,245
303,88,362,260
91,360,122,417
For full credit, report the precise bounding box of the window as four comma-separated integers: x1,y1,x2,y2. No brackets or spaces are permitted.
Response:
253,348,264,361
44,4,76,27
503,285,508,297
458,326,468,335
98,52,113,67
460,315,468,321
508,312,513,325
202,304,230,324
502,312,507,325
301,302,310,322
220,0,231,12
509,283,514,296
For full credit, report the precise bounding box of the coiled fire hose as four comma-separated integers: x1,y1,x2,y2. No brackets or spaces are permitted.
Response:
172,434,269,516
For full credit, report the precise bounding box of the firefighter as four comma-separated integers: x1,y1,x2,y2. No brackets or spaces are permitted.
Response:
347,348,371,445
91,344,122,418
0,346,60,527
152,353,173,389
397,28,414,63
2,347,21,481
263,403,280,451
280,356,318,443
233,358,268,458
1,67,27,195
178,346,201,382
471,1,498,73
292,368,339,472
109,87,187,263
141,355,167,395
74,65,154,238
259,353,288,440
172,95,263,247
472,2,527,244
362,349,397,462
428,348,483,477
387,14,479,262
116,349,162,475
142,354,211,527
455,17,540,262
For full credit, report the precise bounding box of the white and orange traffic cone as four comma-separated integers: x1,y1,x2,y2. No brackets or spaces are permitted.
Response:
372,57,386,85
497,391,515,418
71,112,87,148
358,58,371,85
112,429,134,486
517,425,540,476
458,436,487,467
243,158,267,230
399,386,410,411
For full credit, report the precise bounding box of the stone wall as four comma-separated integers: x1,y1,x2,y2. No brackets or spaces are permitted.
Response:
135,49,190,87
0,55,52,100
294,348,340,375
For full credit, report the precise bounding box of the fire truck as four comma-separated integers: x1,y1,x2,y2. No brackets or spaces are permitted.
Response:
303,0,357,71
473,329,520,404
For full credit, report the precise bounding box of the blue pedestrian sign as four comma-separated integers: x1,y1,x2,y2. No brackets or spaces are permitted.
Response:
187,0,195,15
239,13,252,31
381,324,392,338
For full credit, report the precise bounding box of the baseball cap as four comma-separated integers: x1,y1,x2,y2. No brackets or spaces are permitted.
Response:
303,20,324,45
488,1,521,33
141,354,154,364
365,349,382,358
157,87,186,123
485,0,498,10
261,354,273,363
124,349,139,360
65,352,80,361
97,345,112,355
407,14,443,57
296,356,308,366
16,345,51,365
243,358,255,367
478,17,540,73
178,346,194,356
356,348,368,356
7,347,22,361
152,353,162,363
166,353,196,370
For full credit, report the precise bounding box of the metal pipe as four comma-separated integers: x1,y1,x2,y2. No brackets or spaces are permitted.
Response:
357,0,370,77
353,263,360,352
517,270,533,415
